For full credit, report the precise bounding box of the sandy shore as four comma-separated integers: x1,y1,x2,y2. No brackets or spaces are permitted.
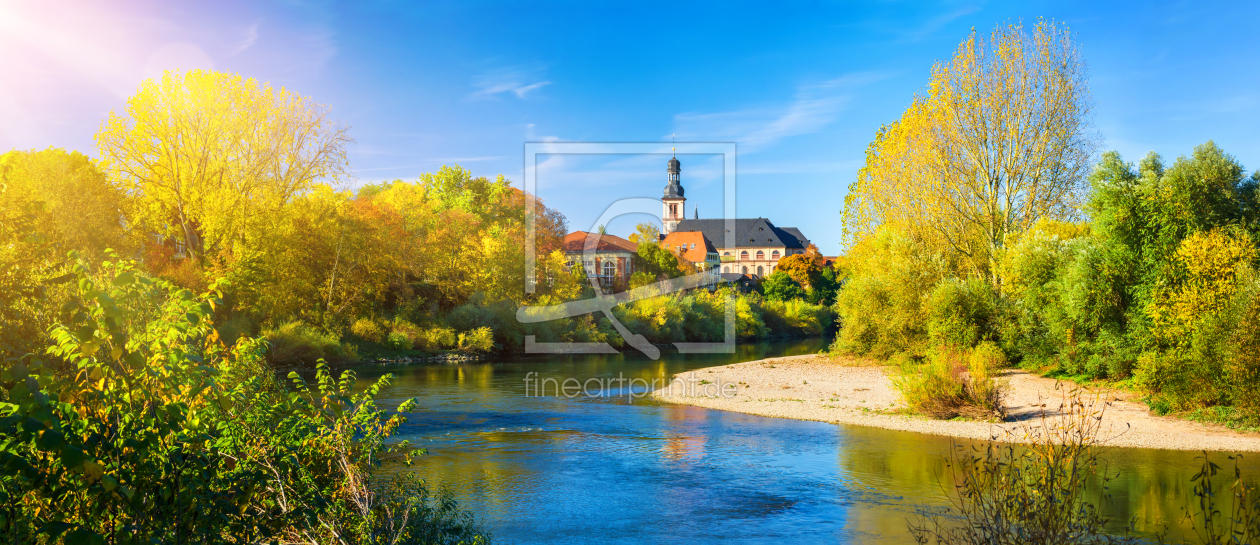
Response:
650,354,1260,452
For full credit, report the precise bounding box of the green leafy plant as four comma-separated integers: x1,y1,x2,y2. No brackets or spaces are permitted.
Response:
0,255,488,544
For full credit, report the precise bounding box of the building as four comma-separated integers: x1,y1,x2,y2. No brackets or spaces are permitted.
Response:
660,229,721,283
670,218,809,277
658,155,811,279
562,231,638,288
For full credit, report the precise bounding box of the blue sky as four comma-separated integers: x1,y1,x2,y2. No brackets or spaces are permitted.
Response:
3,1,1259,252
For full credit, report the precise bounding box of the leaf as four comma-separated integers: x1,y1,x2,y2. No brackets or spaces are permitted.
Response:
82,460,104,483
62,528,105,545
60,445,86,469
38,429,66,451
40,521,74,541
111,271,135,286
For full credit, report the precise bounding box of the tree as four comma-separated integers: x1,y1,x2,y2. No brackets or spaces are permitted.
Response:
635,240,685,280
804,243,824,266
762,271,804,302
843,19,1096,283
777,253,822,289
95,69,352,265
628,222,660,244
0,148,130,261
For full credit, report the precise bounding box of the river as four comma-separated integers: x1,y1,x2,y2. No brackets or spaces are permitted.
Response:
356,339,1259,544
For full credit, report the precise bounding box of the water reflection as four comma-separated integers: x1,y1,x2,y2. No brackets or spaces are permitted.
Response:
355,340,1260,544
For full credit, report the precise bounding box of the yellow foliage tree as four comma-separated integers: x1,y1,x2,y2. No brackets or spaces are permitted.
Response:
95,69,351,265
844,19,1096,283
0,148,131,260
1147,228,1257,343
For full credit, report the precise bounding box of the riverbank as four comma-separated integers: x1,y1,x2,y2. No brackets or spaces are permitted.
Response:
650,354,1260,452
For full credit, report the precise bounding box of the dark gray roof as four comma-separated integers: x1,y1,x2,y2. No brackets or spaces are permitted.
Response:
663,181,684,198
671,218,809,250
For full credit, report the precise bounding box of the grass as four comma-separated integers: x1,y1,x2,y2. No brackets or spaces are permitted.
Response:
1180,406,1260,433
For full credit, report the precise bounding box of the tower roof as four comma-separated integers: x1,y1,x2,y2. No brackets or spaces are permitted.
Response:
663,154,684,198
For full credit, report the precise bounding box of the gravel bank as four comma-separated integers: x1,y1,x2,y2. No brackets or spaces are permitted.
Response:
650,354,1260,452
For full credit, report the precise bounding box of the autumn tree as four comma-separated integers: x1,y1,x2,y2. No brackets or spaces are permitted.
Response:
776,253,822,289
0,148,131,261
95,69,351,266
843,19,1096,283
628,222,660,244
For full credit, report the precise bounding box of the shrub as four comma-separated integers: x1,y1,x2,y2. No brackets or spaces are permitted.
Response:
386,331,413,350
458,326,496,353
0,257,488,543
422,326,459,350
762,271,805,302
893,346,1006,421
351,317,389,343
832,226,946,358
969,341,1008,372
926,277,997,348
215,313,256,346
265,321,358,365
391,319,424,348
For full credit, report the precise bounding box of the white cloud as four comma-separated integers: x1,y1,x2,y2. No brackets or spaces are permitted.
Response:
471,66,551,99
231,23,260,56
525,123,562,142
673,72,891,153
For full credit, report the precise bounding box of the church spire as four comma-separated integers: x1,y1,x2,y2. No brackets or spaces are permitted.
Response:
662,152,685,234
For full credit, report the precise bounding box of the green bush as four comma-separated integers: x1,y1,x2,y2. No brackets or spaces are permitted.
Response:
969,340,1008,372
762,271,805,302
423,326,459,350
351,317,389,343
926,277,997,348
387,331,414,350
832,227,946,358
458,327,496,352
893,346,1006,420
0,257,488,543
265,321,358,365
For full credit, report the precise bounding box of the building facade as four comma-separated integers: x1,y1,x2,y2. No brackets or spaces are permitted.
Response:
562,231,638,288
660,230,721,283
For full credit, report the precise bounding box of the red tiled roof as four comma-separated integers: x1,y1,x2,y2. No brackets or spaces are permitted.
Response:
661,231,715,264
563,231,638,254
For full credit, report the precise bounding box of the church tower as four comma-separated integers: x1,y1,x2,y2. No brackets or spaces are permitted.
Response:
662,152,685,234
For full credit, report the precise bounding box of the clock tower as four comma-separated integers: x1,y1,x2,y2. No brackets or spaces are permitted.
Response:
662,152,685,235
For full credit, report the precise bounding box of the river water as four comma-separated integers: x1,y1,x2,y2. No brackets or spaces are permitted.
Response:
356,340,1259,544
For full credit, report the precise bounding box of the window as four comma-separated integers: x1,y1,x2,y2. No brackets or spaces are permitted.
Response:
756,250,764,260
757,266,764,276
669,204,677,217
741,266,748,274
723,251,731,256
740,250,749,260
603,260,615,280
689,243,695,249
772,250,780,260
